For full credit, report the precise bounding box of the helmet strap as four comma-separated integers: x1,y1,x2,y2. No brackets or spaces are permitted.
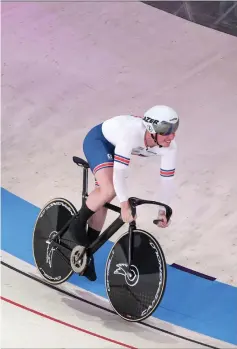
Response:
151,133,163,148
144,132,148,150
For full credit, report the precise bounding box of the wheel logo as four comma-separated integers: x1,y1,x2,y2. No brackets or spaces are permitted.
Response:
114,263,139,287
46,231,59,268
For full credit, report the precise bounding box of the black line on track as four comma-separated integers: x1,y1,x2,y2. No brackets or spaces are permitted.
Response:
1,260,221,349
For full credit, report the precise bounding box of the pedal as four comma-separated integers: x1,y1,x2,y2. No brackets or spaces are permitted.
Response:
70,245,88,274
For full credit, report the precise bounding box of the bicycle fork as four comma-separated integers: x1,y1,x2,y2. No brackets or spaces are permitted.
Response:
128,202,137,270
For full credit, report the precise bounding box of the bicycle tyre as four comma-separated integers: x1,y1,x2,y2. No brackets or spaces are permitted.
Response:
105,229,167,322
32,197,77,285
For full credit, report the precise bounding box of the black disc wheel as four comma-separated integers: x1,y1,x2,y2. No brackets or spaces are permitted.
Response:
33,198,77,284
105,229,167,322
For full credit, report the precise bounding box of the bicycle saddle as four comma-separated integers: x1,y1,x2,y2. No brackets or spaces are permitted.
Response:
73,156,89,168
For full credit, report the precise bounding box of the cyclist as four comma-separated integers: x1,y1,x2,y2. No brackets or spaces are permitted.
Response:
69,105,179,281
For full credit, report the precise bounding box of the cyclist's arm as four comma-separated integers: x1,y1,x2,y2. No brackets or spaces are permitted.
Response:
158,143,177,212
112,140,133,204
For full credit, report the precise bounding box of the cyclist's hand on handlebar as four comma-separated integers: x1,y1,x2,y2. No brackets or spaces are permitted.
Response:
121,201,136,223
156,210,169,228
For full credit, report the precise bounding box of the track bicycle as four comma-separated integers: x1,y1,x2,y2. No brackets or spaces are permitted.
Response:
33,156,172,322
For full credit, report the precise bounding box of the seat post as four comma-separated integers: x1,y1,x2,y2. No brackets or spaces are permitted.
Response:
82,167,88,205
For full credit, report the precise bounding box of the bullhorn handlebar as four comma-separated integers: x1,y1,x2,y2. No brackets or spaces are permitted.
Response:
128,197,172,225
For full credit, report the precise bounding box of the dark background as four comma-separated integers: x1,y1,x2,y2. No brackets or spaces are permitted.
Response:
144,1,237,37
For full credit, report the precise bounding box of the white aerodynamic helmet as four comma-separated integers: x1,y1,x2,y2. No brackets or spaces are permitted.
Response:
143,105,179,135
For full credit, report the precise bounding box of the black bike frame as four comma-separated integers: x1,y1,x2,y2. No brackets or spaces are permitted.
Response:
51,160,172,267
79,164,126,255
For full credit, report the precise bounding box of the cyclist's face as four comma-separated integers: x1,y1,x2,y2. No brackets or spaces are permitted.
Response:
157,133,175,147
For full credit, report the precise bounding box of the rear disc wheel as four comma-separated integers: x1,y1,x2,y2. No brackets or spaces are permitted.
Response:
32,198,77,284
